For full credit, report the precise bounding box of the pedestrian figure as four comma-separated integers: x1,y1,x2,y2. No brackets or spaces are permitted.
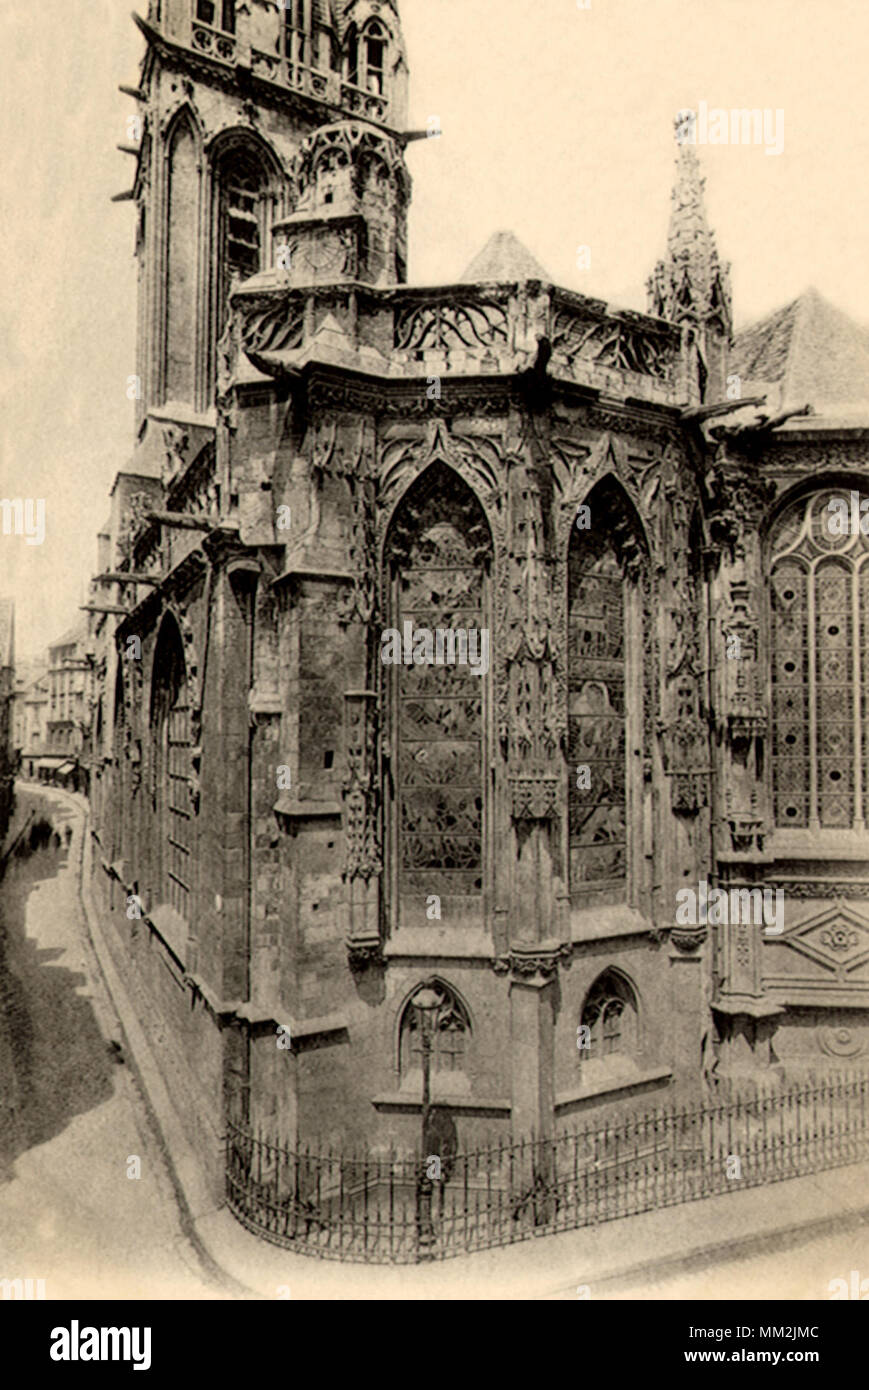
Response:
64,825,72,846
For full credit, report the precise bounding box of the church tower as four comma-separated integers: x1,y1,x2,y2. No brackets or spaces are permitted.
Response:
120,1,410,450
647,132,732,403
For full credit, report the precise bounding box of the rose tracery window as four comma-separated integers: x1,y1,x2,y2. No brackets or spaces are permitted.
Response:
568,527,627,900
384,464,492,930
770,489,869,830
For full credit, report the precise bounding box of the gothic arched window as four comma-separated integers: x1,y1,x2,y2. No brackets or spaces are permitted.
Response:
345,19,389,93
165,116,199,404
399,982,471,1091
150,618,192,920
211,140,275,391
568,522,628,902
363,20,387,94
580,970,638,1064
384,464,492,931
770,488,869,830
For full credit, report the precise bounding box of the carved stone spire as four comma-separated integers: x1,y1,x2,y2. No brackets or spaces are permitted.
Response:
648,130,732,401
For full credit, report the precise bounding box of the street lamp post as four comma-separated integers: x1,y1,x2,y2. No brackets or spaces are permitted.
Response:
411,981,443,1259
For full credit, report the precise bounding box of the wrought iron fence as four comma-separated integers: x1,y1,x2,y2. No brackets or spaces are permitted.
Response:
225,1071,869,1263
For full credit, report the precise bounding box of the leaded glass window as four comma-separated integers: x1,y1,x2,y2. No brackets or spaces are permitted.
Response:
770,490,869,830
385,465,492,929
568,529,627,896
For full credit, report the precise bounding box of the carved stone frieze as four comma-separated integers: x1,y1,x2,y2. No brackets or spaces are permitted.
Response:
492,941,572,980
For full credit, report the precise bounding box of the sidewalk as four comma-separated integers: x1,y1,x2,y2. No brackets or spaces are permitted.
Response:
42,781,869,1300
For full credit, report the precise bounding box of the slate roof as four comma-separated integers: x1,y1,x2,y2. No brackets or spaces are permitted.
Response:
730,287,869,410
460,230,551,285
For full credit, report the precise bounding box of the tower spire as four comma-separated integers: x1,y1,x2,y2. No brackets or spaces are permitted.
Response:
648,125,732,400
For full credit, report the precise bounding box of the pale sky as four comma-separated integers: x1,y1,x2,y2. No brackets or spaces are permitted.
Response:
3,0,869,660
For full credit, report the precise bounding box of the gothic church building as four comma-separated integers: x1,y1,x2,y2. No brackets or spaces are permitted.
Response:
87,0,869,1195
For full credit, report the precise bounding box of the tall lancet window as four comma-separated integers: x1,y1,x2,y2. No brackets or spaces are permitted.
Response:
771,489,869,831
567,490,646,907
363,20,387,94
211,142,273,380
150,618,193,920
384,464,492,931
284,0,310,66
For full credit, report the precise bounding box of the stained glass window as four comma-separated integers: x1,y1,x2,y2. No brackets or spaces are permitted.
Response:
385,465,491,927
770,490,869,830
568,529,627,896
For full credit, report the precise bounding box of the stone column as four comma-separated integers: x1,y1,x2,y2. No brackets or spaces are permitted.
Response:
506,946,560,1140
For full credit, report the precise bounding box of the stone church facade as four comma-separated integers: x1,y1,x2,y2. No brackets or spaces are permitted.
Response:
86,0,869,1196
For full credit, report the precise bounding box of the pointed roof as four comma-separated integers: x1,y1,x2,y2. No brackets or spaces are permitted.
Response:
730,287,869,409
648,141,731,333
460,231,551,285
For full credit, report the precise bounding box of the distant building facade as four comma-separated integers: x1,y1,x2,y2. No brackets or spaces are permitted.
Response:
12,660,50,779
86,0,869,1201
39,626,92,792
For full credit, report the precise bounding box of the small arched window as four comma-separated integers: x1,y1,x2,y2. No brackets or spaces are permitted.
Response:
580,970,639,1066
770,488,869,830
399,982,471,1093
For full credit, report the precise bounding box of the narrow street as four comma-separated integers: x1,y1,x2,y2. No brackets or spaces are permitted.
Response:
0,783,229,1299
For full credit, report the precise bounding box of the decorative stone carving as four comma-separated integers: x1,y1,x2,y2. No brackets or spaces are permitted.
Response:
492,941,571,979
343,691,380,884
510,776,560,821
658,677,709,815
552,301,677,381
347,940,384,972
818,1024,867,1059
162,425,190,489
671,923,708,953
703,454,776,561
720,579,766,743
